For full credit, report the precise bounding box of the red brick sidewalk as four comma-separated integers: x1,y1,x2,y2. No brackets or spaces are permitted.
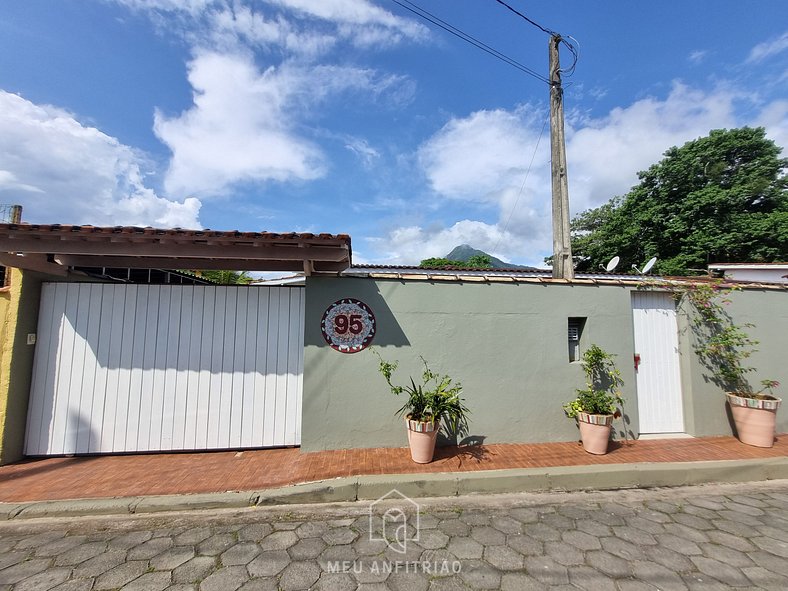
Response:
0,435,785,503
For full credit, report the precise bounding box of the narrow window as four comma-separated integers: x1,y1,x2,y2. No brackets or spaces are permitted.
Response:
568,317,586,362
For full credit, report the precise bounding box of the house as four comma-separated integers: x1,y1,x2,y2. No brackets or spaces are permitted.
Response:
0,223,785,464
708,263,788,284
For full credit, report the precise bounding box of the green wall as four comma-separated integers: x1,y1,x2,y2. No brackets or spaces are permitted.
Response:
678,288,788,438
302,277,787,452
302,277,641,452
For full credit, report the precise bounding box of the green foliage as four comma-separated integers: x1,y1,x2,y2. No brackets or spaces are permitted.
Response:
372,349,471,437
567,127,788,275
419,255,493,269
672,281,762,393
191,270,253,284
563,345,624,418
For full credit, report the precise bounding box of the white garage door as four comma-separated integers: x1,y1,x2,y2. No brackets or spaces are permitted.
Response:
25,283,304,455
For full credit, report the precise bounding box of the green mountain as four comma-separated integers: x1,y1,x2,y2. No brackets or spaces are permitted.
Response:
445,245,537,270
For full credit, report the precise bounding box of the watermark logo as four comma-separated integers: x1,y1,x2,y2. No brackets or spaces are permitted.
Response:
369,489,420,554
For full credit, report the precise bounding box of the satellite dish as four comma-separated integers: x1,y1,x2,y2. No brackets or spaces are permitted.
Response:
642,257,657,274
605,256,620,272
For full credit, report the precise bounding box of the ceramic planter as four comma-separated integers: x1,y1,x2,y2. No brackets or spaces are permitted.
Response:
727,393,782,448
577,412,613,455
406,416,440,463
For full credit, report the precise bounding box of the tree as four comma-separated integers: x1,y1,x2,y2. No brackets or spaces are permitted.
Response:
569,127,788,275
190,270,253,284
419,255,493,269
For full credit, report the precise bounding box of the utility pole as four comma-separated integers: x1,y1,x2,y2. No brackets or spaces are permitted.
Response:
549,35,574,280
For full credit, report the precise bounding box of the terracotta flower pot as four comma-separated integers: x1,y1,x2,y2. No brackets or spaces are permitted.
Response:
727,393,782,448
577,412,613,455
406,417,440,463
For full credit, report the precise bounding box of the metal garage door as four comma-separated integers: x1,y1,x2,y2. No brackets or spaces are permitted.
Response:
25,283,304,455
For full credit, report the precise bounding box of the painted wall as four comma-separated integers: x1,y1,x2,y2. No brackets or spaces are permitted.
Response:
302,277,641,452
679,288,788,437
0,269,44,464
302,277,787,452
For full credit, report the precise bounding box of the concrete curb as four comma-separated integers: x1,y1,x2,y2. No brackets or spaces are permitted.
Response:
1,457,787,520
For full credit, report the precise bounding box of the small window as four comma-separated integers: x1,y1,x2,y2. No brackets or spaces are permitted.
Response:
568,317,586,362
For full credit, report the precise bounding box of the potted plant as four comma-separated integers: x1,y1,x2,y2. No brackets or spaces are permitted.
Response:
373,350,470,463
563,344,624,455
677,281,782,448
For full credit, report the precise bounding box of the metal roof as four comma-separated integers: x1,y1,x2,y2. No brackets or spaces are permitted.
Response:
0,223,352,276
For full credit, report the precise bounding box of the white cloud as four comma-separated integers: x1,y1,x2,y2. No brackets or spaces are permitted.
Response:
688,50,708,64
154,51,408,197
390,82,787,268
747,31,788,63
0,91,200,227
344,137,380,166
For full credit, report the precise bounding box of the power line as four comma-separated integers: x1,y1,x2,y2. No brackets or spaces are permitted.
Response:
389,0,550,85
489,0,579,77
491,0,557,36
493,114,549,254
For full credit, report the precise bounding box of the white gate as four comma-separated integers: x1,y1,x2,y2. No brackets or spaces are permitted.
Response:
631,291,685,433
25,283,304,455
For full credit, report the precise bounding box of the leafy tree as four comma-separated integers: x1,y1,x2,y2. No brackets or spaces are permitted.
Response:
569,127,788,275
190,270,253,284
419,255,493,269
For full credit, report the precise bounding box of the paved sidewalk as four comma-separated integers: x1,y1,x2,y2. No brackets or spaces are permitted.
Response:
0,481,787,590
1,435,786,503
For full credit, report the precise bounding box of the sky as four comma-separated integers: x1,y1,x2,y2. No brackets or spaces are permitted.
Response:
0,0,786,268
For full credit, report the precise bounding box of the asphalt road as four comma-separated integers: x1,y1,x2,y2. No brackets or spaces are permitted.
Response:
0,481,787,590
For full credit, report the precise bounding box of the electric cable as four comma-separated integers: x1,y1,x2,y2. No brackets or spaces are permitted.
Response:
493,114,549,254
389,0,551,84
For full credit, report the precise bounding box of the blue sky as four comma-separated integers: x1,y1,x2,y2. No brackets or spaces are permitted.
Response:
0,1,786,268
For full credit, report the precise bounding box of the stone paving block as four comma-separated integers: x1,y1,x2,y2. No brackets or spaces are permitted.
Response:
288,537,326,560
278,560,321,590
612,525,658,545
674,513,714,531
522,523,561,542
600,535,646,561
172,555,216,584
523,555,570,585
0,550,29,570
150,546,195,570
662,523,710,544
483,544,523,570
506,532,542,556
317,545,358,570
237,524,272,542
616,580,661,591
561,529,601,551
723,501,766,516
500,572,548,591
755,524,788,543
715,509,762,526
387,572,430,591
631,559,688,591
507,507,541,524
751,535,788,557
246,550,290,577
643,543,695,572
417,528,449,550
196,534,236,556
72,548,127,577
14,532,66,550
566,565,617,591
447,536,484,560
128,537,173,560
458,511,490,526
321,528,358,546
199,566,249,591
34,536,88,558
259,531,298,551
698,542,754,567
50,579,95,591
427,576,474,591
352,537,387,557
680,571,731,591
311,573,356,591
174,528,212,546
436,519,469,537
12,567,71,591
575,518,612,537
748,550,788,578
237,578,278,591
585,550,631,578
741,566,788,591
54,541,107,566
120,571,171,591
691,555,752,587
110,531,154,550
220,542,259,566
94,560,149,589
458,559,500,590
544,540,584,566
294,521,329,539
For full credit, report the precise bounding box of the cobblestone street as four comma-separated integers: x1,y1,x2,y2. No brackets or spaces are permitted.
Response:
0,481,787,590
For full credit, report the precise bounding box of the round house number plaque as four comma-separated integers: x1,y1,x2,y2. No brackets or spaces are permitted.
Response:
321,298,376,353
